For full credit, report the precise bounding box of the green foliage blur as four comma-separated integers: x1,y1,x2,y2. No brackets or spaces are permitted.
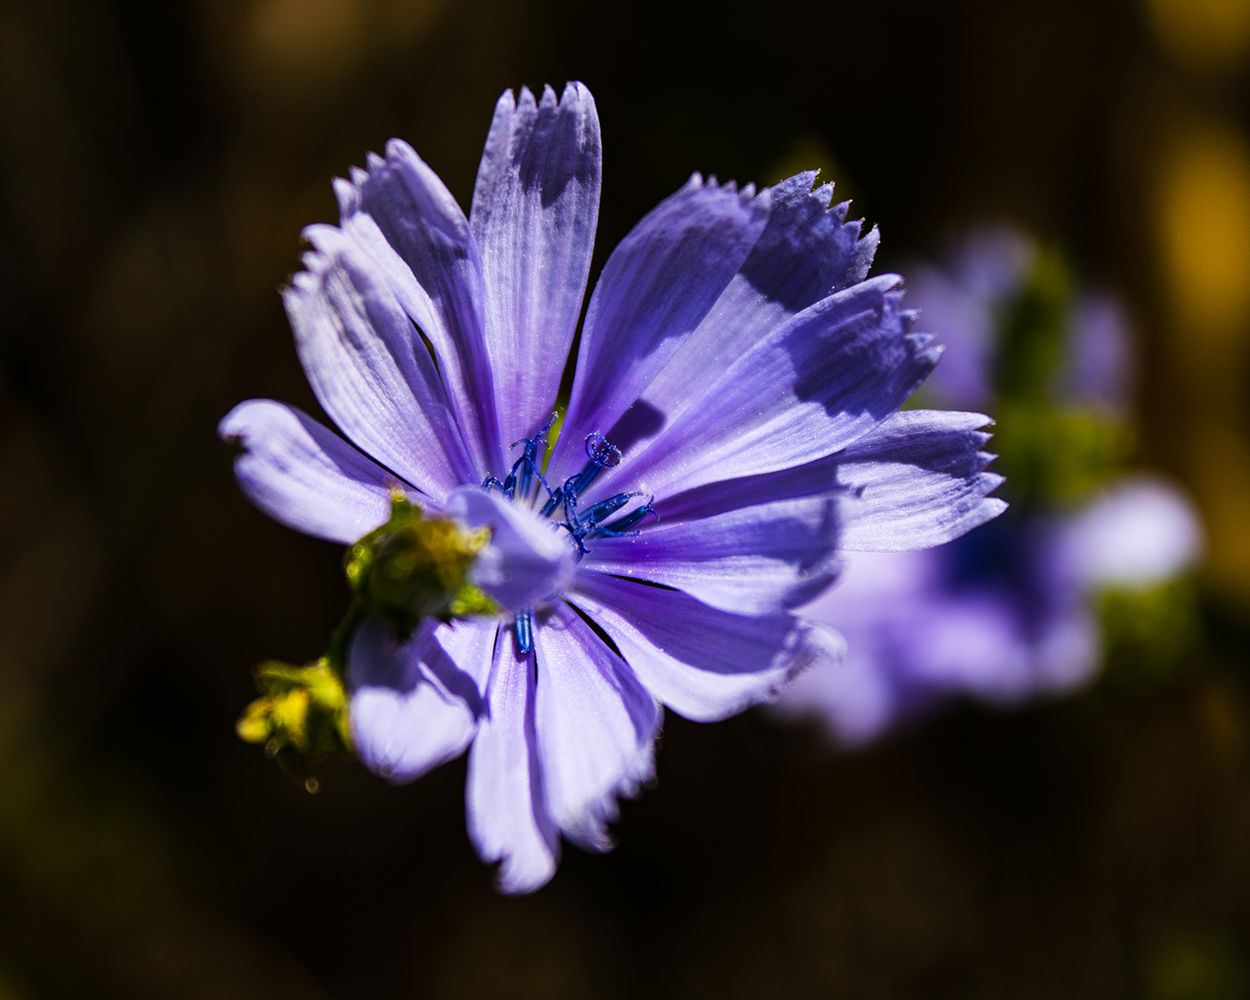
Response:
2,0,1249,997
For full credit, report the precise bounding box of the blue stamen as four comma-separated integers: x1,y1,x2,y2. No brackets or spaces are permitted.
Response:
576,491,641,531
539,487,563,519
486,412,559,503
513,411,559,502
564,432,621,498
598,499,658,537
514,610,534,654
483,423,657,658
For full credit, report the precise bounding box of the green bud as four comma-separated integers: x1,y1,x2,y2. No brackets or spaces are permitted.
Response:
344,493,497,635
236,658,351,792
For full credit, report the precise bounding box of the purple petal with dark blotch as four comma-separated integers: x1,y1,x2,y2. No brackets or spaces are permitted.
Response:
551,176,770,472
571,573,844,722
466,636,560,894
219,399,399,543
471,83,601,448
834,409,1006,551
285,227,477,498
589,172,878,457
600,276,939,500
348,617,496,782
338,139,503,474
532,605,660,851
583,494,841,614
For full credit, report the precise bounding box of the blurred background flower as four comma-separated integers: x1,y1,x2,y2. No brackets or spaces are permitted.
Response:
778,227,1204,744
2,0,1249,997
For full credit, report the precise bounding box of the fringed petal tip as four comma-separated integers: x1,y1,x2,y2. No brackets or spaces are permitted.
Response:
770,170,880,288
787,620,848,688
680,172,765,204
560,740,659,855
836,409,1009,552
494,80,594,115
533,607,662,854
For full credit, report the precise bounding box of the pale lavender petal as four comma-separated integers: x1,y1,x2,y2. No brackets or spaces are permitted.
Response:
790,539,1103,743
466,637,559,895
835,409,1006,551
219,399,398,543
551,176,769,471
446,487,576,612
908,593,1100,702
1061,294,1133,409
338,140,503,474
471,83,601,448
1054,477,1203,589
782,548,937,742
907,228,1032,408
583,494,841,614
595,172,879,456
570,573,844,722
285,226,477,497
605,277,939,500
772,633,902,746
348,618,495,782
532,605,660,851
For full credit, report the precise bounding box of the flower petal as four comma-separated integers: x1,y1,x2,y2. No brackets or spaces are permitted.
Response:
446,487,576,613
583,494,841,614
595,172,879,457
1053,477,1203,588
551,175,770,472
905,229,1032,409
348,618,495,782
834,409,1007,551
606,276,940,500
532,605,660,851
1061,295,1132,409
570,573,843,722
470,83,602,448
286,227,477,497
466,637,560,894
219,399,397,543
337,140,503,474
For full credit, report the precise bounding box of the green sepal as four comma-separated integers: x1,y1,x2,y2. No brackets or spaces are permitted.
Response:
344,493,497,636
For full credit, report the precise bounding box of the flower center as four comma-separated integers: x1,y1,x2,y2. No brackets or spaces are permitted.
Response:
482,412,657,654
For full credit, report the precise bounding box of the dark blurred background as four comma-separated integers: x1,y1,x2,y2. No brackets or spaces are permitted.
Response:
3,0,1250,996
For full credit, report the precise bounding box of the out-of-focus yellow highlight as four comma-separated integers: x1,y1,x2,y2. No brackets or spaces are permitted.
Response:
1146,0,1250,71
1158,125,1250,342
1155,122,1250,598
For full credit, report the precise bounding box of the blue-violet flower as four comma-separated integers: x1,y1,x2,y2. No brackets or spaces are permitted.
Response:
221,83,1005,891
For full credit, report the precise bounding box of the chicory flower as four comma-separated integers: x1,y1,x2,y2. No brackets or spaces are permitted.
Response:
221,84,1004,891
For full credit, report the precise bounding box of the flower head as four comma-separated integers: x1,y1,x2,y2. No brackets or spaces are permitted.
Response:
221,83,1004,892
